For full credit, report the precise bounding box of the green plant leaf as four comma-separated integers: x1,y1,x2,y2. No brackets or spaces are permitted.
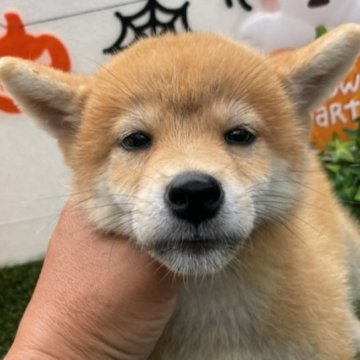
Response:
355,187,360,202
315,25,328,38
319,118,360,210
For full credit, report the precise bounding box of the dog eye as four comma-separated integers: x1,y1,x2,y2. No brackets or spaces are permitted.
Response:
224,127,256,146
120,132,152,150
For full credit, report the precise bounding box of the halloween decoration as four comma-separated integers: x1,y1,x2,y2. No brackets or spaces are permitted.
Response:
0,12,70,114
225,0,252,11
312,55,360,148
103,0,190,54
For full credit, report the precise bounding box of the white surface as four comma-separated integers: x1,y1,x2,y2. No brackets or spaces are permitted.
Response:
0,114,70,265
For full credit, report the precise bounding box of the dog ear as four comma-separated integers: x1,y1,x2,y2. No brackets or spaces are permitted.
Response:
0,57,91,142
269,24,360,120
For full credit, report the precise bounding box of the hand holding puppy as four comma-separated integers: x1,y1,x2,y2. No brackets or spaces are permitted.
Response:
5,198,180,360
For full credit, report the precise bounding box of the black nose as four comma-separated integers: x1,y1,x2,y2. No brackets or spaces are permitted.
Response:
165,172,224,225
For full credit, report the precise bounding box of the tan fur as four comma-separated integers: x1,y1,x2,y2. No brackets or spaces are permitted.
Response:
1,24,360,359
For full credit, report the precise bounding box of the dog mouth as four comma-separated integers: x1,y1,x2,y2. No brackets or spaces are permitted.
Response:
147,232,241,275
152,235,220,255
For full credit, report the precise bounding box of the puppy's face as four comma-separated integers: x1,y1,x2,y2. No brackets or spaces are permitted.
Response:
1,26,359,274
73,35,305,274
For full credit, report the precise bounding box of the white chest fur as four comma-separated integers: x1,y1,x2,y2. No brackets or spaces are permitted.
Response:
154,270,279,360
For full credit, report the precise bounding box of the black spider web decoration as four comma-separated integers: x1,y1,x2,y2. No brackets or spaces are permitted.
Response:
103,0,190,54
225,0,252,11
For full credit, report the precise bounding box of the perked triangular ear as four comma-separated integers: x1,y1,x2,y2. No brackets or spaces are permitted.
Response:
269,24,360,118
0,57,91,140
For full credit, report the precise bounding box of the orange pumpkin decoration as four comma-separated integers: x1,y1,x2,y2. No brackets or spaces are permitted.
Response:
0,12,71,113
311,55,360,149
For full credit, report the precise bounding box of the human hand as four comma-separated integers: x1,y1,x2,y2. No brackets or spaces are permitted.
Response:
5,198,181,360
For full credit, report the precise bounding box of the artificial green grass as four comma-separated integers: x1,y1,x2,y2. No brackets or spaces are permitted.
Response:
0,260,43,358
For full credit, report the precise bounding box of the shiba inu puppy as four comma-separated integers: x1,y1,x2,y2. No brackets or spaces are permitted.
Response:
1,24,360,359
